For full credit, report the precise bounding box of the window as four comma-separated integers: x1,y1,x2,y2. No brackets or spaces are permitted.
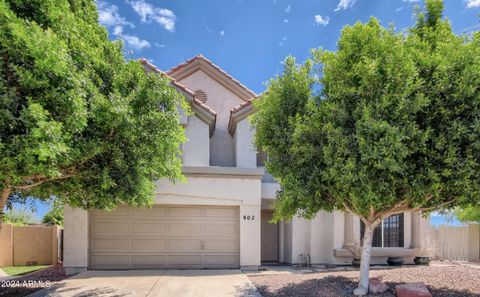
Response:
256,150,268,167
360,213,404,248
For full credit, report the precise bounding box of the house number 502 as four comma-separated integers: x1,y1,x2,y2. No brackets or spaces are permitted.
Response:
243,215,255,221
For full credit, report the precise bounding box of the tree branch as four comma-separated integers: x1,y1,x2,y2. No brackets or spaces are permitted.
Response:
12,173,77,190
417,199,456,212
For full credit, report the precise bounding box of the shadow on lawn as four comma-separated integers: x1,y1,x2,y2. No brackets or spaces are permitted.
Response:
254,275,479,297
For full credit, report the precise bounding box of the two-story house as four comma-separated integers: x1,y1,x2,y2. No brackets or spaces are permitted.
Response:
63,55,428,274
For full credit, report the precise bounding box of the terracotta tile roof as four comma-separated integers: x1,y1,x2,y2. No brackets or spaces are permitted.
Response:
230,99,253,114
139,58,216,117
167,54,257,99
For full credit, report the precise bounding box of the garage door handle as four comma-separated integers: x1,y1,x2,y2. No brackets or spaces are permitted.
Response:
201,240,205,250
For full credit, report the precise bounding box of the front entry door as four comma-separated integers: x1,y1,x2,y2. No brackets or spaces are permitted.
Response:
261,211,279,262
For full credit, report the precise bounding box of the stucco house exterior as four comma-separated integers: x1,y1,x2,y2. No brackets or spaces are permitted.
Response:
63,55,429,275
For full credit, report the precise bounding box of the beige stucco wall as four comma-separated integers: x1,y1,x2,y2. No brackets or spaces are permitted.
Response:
279,211,419,265
178,70,244,167
183,115,209,166
63,206,89,274
234,119,257,168
0,224,13,266
0,224,59,267
13,225,53,266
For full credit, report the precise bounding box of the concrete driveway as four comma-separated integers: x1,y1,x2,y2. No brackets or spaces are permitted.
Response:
29,270,262,297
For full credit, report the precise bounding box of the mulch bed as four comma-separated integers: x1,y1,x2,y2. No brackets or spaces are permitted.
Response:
0,264,67,297
250,265,480,297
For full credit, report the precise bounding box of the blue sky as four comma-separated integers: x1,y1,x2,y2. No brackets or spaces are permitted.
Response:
98,0,480,94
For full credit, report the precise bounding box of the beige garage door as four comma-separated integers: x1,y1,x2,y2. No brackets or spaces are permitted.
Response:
89,205,239,269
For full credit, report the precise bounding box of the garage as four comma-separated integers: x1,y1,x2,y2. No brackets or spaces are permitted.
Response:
89,205,240,269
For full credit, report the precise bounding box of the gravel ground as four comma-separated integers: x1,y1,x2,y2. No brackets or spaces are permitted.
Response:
250,265,480,297
0,264,67,297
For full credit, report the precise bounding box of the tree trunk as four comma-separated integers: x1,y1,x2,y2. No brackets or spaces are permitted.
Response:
354,222,375,296
0,187,12,227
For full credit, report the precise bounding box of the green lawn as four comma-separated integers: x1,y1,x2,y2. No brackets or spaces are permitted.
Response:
1,265,49,276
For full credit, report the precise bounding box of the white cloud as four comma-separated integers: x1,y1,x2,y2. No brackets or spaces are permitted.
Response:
334,0,356,11
396,7,404,12
97,1,133,28
113,26,151,50
154,43,166,48
285,5,291,12
314,15,330,26
278,36,288,46
466,0,480,8
127,0,176,32
403,0,419,2
284,19,289,23
220,30,225,37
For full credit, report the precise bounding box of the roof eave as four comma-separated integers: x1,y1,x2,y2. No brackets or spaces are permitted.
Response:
228,101,255,136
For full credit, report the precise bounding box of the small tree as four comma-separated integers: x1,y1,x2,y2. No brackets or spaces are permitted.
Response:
252,0,480,295
0,0,185,222
42,203,64,226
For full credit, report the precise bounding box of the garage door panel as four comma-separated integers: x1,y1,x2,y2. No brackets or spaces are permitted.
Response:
90,205,239,269
92,238,129,252
93,221,129,234
204,239,238,252
91,254,129,267
131,239,167,252
130,207,166,217
204,223,237,235
131,255,167,267
167,207,203,218
204,207,238,219
168,223,202,235
132,222,167,233
168,239,203,251
168,255,202,266
204,255,238,266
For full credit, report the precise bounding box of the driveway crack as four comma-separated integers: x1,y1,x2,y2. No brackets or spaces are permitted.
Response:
146,270,167,297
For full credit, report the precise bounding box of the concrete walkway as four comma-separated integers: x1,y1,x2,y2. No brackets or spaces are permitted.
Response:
29,270,262,297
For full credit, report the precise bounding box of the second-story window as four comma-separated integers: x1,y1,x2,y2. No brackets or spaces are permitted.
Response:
257,150,268,167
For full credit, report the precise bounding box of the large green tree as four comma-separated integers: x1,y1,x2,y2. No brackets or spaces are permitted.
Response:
0,0,185,220
252,0,480,295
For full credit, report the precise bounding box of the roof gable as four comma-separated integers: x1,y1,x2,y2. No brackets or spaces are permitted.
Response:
167,55,257,102
139,58,216,136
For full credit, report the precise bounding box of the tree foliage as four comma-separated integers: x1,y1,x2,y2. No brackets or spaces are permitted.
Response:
2,208,36,226
455,205,480,223
252,0,480,294
42,203,63,226
0,0,185,213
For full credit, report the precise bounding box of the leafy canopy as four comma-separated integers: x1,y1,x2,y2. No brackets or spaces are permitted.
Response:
42,203,63,226
455,205,480,223
252,0,480,223
0,0,185,210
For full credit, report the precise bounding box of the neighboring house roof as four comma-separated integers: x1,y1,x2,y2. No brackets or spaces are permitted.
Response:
139,58,217,136
228,99,255,136
167,54,257,102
